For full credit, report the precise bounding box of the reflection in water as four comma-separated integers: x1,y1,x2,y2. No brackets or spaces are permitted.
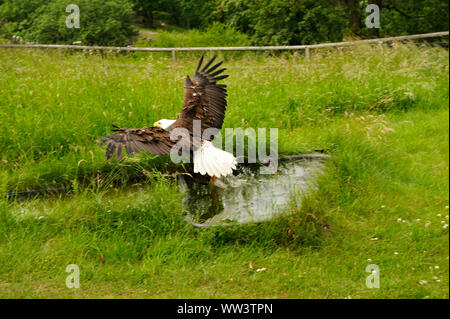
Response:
178,160,325,227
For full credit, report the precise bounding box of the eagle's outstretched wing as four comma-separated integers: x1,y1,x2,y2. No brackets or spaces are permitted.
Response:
99,56,228,160
99,126,176,160
167,55,228,140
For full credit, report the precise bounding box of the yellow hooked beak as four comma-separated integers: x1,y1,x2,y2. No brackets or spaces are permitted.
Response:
153,121,161,128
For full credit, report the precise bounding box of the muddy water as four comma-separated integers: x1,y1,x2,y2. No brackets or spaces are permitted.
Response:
178,159,325,227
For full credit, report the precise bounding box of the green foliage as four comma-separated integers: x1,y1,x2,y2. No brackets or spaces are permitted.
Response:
0,0,50,38
0,0,137,45
297,4,348,44
216,0,449,45
217,0,348,45
131,0,217,29
377,0,449,36
1,0,448,46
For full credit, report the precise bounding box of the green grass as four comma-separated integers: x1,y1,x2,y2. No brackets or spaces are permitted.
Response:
133,22,250,48
0,42,448,298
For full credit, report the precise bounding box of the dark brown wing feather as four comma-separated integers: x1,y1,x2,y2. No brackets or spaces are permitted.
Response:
167,55,228,141
99,126,176,160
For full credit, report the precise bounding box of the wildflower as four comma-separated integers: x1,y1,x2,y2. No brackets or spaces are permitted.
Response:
394,252,399,255
419,280,427,285
371,237,378,241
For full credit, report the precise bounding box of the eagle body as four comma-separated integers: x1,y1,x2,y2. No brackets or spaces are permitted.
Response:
99,56,237,178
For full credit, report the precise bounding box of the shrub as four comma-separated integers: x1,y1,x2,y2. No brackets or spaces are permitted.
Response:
217,0,348,45
0,0,137,46
0,0,49,37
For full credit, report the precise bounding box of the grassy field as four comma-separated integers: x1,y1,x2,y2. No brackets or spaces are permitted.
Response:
0,42,448,298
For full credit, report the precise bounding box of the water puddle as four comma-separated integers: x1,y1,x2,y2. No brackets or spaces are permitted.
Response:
178,157,326,227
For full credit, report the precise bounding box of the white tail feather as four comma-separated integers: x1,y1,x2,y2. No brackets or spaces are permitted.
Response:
193,141,237,177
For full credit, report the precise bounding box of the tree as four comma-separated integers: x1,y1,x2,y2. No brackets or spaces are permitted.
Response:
336,0,449,37
23,0,136,45
377,0,449,36
131,0,217,29
0,0,50,38
217,0,349,45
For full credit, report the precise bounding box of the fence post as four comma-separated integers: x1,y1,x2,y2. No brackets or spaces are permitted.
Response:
172,50,177,65
305,47,310,61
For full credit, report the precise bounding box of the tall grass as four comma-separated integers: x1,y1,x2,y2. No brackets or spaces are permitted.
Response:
144,22,250,48
0,42,448,298
0,42,447,191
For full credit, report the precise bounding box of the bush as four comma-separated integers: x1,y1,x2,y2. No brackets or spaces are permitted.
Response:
131,0,217,29
0,0,49,38
217,0,348,45
0,0,137,46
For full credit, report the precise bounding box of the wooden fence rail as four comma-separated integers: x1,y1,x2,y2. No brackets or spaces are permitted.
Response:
1,31,448,63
